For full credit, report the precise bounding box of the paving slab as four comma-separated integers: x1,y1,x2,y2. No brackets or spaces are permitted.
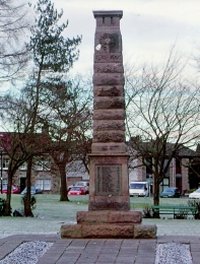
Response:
0,234,200,264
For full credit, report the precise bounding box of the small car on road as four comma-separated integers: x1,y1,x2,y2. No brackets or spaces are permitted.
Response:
189,188,200,199
2,185,20,194
68,186,88,195
160,187,181,198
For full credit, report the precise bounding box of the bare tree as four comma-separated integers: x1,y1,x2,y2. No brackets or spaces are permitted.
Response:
38,75,92,201
0,94,49,216
125,53,200,210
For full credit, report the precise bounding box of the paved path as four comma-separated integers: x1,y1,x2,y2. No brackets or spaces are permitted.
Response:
0,234,200,264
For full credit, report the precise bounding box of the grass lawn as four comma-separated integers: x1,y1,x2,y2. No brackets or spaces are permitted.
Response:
1,193,191,219
0,193,193,236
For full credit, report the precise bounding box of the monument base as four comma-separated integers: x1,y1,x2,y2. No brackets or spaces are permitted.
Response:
60,210,157,239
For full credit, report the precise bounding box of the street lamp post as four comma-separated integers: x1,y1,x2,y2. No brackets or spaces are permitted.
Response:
0,149,2,194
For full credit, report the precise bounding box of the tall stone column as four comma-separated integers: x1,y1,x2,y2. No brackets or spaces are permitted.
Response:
89,10,130,211
60,11,157,238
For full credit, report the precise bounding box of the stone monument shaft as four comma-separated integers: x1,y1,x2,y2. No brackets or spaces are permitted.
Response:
60,11,157,238
89,10,130,211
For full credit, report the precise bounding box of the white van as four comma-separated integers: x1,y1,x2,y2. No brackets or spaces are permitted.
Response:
129,181,149,197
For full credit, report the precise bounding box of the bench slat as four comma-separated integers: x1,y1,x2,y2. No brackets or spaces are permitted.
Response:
151,205,196,218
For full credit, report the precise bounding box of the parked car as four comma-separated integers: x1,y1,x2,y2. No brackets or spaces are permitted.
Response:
189,188,200,199
2,185,20,194
129,181,149,197
68,181,89,194
21,186,43,195
68,186,88,195
160,187,181,198
74,181,89,194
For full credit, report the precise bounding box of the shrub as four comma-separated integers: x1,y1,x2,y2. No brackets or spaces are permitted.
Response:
188,199,200,219
21,195,37,210
174,208,188,219
143,205,153,218
0,198,10,216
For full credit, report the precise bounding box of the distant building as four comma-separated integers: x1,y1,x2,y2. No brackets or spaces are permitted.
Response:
1,130,200,194
128,140,199,194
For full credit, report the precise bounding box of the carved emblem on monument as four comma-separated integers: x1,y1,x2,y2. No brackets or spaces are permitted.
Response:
98,33,119,53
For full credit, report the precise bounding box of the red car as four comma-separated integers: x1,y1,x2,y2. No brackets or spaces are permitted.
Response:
1,185,20,194
68,186,88,195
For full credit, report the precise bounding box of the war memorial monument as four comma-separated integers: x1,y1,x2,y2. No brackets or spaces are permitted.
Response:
61,10,156,239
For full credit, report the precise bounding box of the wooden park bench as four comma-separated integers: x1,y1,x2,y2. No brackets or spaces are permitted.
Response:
151,204,196,219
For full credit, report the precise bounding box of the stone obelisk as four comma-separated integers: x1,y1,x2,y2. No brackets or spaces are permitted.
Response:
61,10,156,238
89,10,130,211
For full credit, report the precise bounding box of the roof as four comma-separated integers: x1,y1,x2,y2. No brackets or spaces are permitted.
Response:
128,137,198,158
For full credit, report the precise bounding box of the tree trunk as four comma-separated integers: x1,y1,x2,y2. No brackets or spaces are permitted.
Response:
59,164,69,201
153,175,160,218
4,162,17,216
4,171,13,216
24,157,34,217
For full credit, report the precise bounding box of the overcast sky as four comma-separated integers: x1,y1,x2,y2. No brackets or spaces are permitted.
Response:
52,0,200,76
3,0,200,92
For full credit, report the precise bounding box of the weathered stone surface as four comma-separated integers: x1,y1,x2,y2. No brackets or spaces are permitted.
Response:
94,85,123,97
134,224,157,239
93,120,125,131
60,224,82,238
93,73,124,86
94,53,122,63
82,223,134,238
61,223,134,238
91,142,127,153
93,109,125,120
94,96,125,109
77,210,142,224
94,10,122,27
94,63,123,73
88,200,130,211
93,130,125,142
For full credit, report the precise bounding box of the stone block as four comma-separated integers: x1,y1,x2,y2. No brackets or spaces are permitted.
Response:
82,223,134,238
94,96,125,109
91,142,127,153
94,63,123,74
94,85,123,97
93,109,125,120
93,130,125,142
93,120,125,131
77,210,142,224
60,224,82,238
134,224,157,239
93,73,124,86
94,53,122,63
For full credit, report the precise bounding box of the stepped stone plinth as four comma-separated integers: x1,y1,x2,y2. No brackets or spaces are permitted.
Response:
60,10,156,239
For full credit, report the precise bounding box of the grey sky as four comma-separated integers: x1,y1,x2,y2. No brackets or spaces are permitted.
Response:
54,0,200,75
1,0,200,93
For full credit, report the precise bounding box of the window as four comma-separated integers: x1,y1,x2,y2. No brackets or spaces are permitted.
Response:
19,162,27,170
2,157,9,170
35,179,51,191
176,159,182,174
34,159,51,171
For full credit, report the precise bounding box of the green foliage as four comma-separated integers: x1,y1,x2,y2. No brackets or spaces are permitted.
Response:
29,0,82,72
0,197,11,216
143,204,153,218
0,198,5,216
174,208,188,219
188,199,200,219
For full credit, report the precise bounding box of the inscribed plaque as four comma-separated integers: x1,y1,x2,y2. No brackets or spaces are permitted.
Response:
95,165,121,195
